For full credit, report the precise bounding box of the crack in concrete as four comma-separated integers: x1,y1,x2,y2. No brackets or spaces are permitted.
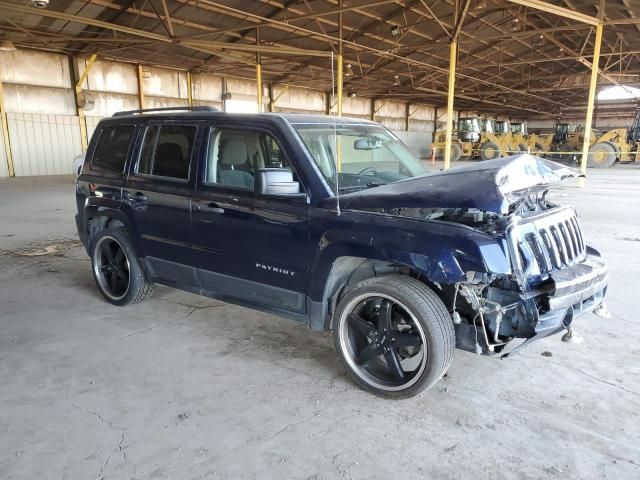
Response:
523,354,640,398
117,304,227,340
189,410,326,469
56,379,132,478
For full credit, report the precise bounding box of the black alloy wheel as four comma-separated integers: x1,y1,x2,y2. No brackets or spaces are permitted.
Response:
93,235,131,301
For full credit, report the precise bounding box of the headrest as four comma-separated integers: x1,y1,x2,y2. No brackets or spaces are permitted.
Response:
220,138,248,166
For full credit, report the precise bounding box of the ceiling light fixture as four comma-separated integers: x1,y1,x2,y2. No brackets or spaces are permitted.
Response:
393,75,401,86
391,25,401,37
474,0,487,10
348,91,357,98
345,63,354,77
0,39,16,52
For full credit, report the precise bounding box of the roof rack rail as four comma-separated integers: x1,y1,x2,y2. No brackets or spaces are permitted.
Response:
112,106,219,117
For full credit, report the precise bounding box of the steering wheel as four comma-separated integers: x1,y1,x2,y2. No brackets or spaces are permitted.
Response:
357,167,378,176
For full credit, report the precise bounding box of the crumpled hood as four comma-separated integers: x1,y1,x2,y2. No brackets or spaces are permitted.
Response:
324,154,580,215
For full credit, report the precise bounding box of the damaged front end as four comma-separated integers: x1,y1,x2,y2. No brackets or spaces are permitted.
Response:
435,158,609,357
336,155,609,356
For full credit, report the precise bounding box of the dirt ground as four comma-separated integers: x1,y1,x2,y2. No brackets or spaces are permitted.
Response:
1,164,639,479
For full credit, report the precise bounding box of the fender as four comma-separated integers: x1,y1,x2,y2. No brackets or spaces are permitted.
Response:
307,211,512,304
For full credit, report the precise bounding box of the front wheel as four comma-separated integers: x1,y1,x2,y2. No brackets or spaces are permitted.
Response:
90,227,154,306
588,142,617,168
479,141,501,160
333,275,455,398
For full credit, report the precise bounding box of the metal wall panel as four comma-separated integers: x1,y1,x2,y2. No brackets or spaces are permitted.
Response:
7,113,82,176
376,100,405,118
3,84,76,115
273,85,324,112
393,131,431,159
142,66,188,99
81,92,139,117
145,96,189,109
0,120,8,178
227,78,258,97
379,117,405,130
341,96,370,117
192,74,223,102
78,57,138,94
409,104,435,121
0,50,71,88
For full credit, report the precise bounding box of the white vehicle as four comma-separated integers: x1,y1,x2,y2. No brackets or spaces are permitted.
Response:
72,153,84,177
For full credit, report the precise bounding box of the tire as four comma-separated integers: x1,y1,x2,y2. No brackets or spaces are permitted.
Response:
479,141,501,160
90,227,154,306
518,143,529,153
534,142,545,156
450,142,463,162
588,142,617,168
333,275,455,399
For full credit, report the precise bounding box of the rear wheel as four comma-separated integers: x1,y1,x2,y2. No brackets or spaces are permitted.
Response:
91,227,154,306
588,142,617,168
518,143,529,153
333,275,454,399
479,141,501,160
534,142,545,156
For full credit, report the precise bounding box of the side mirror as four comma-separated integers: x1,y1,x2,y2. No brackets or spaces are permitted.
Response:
256,168,304,197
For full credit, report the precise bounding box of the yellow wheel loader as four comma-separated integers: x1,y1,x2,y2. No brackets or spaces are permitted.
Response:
477,118,510,160
528,131,553,155
431,117,482,162
586,110,640,168
495,120,523,156
510,122,531,153
548,111,640,168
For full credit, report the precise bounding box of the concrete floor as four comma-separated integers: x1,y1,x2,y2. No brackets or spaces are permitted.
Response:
1,165,640,480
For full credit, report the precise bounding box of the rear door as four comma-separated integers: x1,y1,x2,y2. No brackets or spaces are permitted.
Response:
79,122,137,204
123,121,202,287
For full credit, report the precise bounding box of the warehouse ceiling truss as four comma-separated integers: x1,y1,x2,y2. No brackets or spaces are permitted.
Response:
1,0,639,116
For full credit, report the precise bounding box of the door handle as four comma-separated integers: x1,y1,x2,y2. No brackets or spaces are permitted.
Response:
197,202,224,214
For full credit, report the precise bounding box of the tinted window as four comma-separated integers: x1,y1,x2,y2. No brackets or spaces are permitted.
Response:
91,125,135,173
136,125,196,180
204,128,299,192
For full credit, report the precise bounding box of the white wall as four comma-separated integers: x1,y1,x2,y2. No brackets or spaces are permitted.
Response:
0,50,439,177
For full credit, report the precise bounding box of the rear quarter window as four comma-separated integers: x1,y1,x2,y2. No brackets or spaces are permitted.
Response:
91,124,136,173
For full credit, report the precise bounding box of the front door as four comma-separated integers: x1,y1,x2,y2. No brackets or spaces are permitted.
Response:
191,125,311,314
123,121,201,287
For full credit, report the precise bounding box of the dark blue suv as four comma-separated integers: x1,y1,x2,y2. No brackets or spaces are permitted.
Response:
75,107,609,398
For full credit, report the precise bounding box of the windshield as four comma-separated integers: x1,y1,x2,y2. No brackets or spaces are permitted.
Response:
293,123,426,193
459,118,480,133
483,119,496,133
495,121,510,134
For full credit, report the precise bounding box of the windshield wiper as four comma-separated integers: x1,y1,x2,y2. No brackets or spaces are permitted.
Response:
338,181,388,193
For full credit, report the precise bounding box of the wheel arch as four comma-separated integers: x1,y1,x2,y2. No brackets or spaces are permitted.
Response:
82,205,142,256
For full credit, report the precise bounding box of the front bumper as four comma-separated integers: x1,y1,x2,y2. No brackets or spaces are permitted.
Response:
454,250,609,357
535,251,608,335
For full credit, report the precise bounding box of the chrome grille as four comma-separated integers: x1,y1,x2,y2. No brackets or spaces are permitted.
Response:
517,207,587,273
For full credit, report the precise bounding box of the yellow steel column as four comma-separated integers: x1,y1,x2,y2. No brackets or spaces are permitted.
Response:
579,22,603,187
75,53,97,152
186,71,193,107
337,0,343,117
443,40,457,170
256,28,263,113
0,71,15,177
137,64,145,109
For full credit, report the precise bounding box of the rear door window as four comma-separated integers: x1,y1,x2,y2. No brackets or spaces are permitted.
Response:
136,125,196,180
91,124,135,173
